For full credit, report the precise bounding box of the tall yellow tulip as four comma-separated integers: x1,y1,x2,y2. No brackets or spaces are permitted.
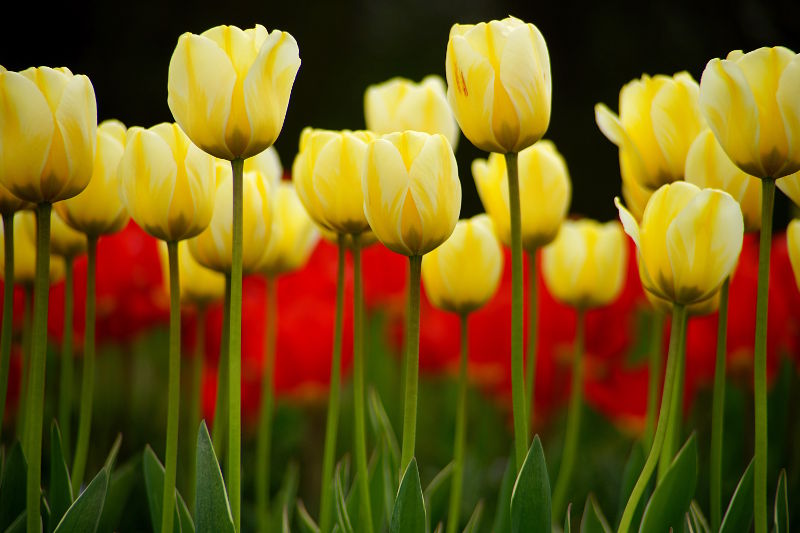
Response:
788,220,800,291
0,212,65,284
259,182,319,276
364,75,459,149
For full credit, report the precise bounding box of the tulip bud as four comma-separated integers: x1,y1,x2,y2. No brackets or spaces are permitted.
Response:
616,181,744,306
446,16,551,154
421,214,502,314
472,139,570,251
364,75,459,150
0,66,97,203
363,131,461,256
293,128,375,235
699,47,800,179
788,219,800,291
55,119,130,237
168,24,301,160
158,241,225,307
118,123,216,242
245,146,283,187
776,171,800,208
542,219,627,309
258,181,319,276
1,212,65,284
596,72,706,190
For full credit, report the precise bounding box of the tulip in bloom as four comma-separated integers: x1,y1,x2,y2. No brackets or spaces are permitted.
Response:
776,171,800,207
159,241,225,307
1,212,65,284
363,131,461,256
26,210,86,259
445,16,551,154
245,146,283,186
364,75,459,149
472,140,571,251
422,214,503,314
168,24,301,161
0,185,30,216
259,182,319,276
616,181,744,305
788,220,800,291
118,123,216,242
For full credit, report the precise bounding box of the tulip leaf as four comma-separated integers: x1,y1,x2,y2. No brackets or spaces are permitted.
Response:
380,440,398,523
719,459,754,533
774,469,788,533
390,458,426,533
580,495,611,533
462,500,484,533
270,462,299,532
564,503,572,533
368,388,400,470
491,455,514,533
53,467,108,533
0,442,27,531
510,435,551,533
281,504,291,533
48,422,73,531
616,442,646,528
423,461,453,526
367,447,389,532
103,433,123,471
142,446,190,533
195,421,235,533
98,455,141,533
334,461,355,533
639,433,697,532
688,501,711,533
295,500,321,533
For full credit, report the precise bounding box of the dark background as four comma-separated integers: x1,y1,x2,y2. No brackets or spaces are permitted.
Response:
3,0,798,225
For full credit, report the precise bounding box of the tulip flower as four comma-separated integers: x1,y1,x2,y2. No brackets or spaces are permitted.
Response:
788,220,800,291
0,212,65,286
777,171,800,208
364,75,459,149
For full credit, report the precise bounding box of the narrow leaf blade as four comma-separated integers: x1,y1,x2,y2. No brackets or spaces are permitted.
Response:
48,422,73,531
639,434,698,532
510,435,551,533
53,468,109,533
719,459,754,533
390,458,426,533
195,421,235,533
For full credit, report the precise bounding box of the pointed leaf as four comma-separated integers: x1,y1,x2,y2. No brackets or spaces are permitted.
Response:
53,468,108,533
510,435,551,533
142,446,182,533
103,434,123,471
271,462,299,532
720,459,754,533
639,434,697,532
462,500,484,533
492,455,514,533
423,461,453,526
0,443,27,530
3,512,25,533
48,422,73,531
380,441,398,523
774,469,788,533
616,443,646,528
334,461,355,533
368,388,399,467
580,495,611,533
177,494,194,533
281,504,291,533
367,447,388,532
296,500,321,533
195,421,235,533
97,456,141,533
564,503,572,533
688,501,710,533
390,458,426,533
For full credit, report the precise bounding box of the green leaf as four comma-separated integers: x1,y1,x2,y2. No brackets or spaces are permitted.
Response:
97,456,141,533
368,388,399,468
177,494,195,533
423,461,452,527
195,421,235,533
390,458,426,533
281,504,291,533
491,455,514,533
3,512,25,533
296,500,321,533
719,459,754,533
380,441,398,522
774,469,788,533
462,500,484,533
510,435,551,533
48,422,73,532
367,446,389,532
580,495,611,533
271,462,299,532
639,434,697,532
616,442,646,528
564,503,572,533
334,461,354,533
0,442,27,531
103,434,123,471
142,445,195,533
53,467,108,533
688,501,710,533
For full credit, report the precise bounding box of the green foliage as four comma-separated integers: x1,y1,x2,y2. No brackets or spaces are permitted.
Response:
640,434,697,532
774,469,788,533
719,459,754,533
390,458,426,533
334,460,355,533
510,435,550,533
53,467,108,533
194,421,234,533
0,442,26,531
48,422,73,531
97,455,141,533
462,500,483,533
580,495,611,533
142,445,193,533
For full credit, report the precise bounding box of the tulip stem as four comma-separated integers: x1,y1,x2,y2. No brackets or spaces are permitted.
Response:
618,304,687,533
256,276,278,532
0,213,14,444
643,311,664,451
400,254,422,481
552,309,585,522
59,256,75,462
710,277,730,532
505,151,528,471
213,276,231,457
659,310,688,481
72,236,98,493
319,238,346,533
17,286,32,446
754,177,774,533
446,313,470,533
185,306,205,513
26,202,51,533
524,250,538,429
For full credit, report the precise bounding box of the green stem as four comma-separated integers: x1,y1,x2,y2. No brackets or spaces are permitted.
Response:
0,213,14,444
17,285,32,446
754,178,774,533
710,277,730,532
58,256,75,461
505,151,528,471
319,238,346,533
228,158,244,532
524,250,538,430
659,310,688,481
618,304,687,533
72,236,97,493
256,276,278,533
643,311,664,452
213,275,231,456
400,254,422,480
446,313,470,533
26,202,51,533
160,241,181,533
185,306,205,513
552,309,585,522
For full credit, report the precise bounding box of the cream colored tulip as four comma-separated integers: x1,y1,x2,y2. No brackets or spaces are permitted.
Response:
699,47,800,179
364,75,459,149
596,72,706,190
168,24,301,160
777,171,800,207
118,123,216,242
245,145,282,186
259,181,319,276
318,228,378,249
0,184,31,216
542,219,627,309
421,214,502,314
646,286,721,317
0,66,97,203
788,219,800,291
363,131,461,256
1,212,65,284
159,241,225,307
293,128,374,235
445,16,551,154
616,181,744,306
472,139,570,251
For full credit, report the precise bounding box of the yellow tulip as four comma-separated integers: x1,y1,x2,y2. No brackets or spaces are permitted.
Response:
596,72,706,190
699,47,800,179
472,139,571,251
619,164,653,223
159,241,225,307
776,171,800,207
48,210,87,258
0,66,97,203
363,131,461,256
685,129,762,232
293,128,375,235
788,219,800,291
118,123,216,242
1,212,65,284
318,228,378,249
188,164,272,274
168,24,301,161
616,181,744,306
364,75,459,150
259,181,319,276
0,184,31,216
445,16,551,154
542,219,627,309
421,214,502,314
55,119,129,237
245,146,283,186
646,282,721,317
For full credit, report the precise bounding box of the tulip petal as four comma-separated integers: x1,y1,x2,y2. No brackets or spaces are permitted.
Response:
650,73,703,182
776,55,800,177
777,172,800,207
595,102,651,191
614,196,640,249
787,219,800,291
363,139,411,253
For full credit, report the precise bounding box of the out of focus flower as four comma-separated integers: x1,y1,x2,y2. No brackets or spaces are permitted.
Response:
777,171,800,207
788,220,800,291
259,182,319,276
159,241,225,308
37,210,86,259
2,211,65,284
0,184,30,216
